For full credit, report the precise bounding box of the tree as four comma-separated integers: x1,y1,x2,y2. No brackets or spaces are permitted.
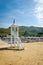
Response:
37,32,43,37
23,31,29,37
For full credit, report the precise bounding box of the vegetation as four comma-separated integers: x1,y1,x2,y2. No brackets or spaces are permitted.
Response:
0,28,10,37
0,26,43,37
37,32,43,37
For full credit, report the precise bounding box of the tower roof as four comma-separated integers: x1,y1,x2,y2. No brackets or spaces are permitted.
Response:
11,19,18,27
13,19,15,24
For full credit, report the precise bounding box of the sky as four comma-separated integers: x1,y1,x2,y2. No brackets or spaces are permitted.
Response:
0,0,43,28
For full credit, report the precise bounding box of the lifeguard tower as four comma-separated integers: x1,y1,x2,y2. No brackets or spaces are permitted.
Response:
11,19,24,49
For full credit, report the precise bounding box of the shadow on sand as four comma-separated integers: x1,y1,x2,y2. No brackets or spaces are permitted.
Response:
0,47,24,51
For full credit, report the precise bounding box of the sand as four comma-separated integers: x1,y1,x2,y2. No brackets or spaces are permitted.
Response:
0,40,43,65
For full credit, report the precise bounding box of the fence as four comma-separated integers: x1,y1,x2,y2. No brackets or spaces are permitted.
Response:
0,36,43,43
21,37,43,42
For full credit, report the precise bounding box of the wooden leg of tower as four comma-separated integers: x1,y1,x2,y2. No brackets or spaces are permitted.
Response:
11,35,12,46
11,27,13,46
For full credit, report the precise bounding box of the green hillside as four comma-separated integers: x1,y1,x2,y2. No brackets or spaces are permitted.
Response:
0,26,43,37
19,26,43,37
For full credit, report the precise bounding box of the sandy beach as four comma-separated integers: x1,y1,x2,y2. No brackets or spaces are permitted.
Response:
0,40,43,65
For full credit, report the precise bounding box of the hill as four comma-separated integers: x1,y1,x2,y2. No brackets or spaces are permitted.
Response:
0,26,43,37
19,26,43,37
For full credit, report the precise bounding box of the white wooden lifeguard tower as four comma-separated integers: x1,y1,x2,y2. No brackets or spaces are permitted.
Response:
11,19,24,49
